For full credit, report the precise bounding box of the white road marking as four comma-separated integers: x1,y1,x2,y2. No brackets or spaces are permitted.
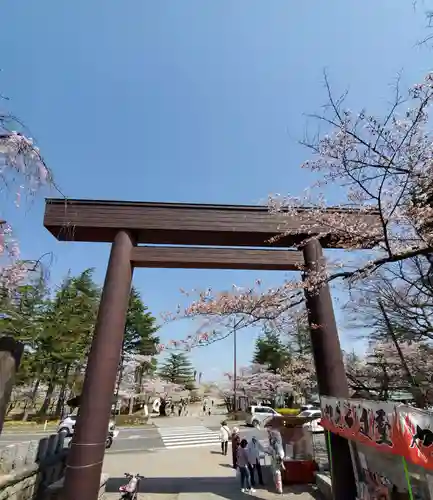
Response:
157,425,221,450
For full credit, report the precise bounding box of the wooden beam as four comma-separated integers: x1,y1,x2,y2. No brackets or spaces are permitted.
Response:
131,246,303,271
44,198,381,249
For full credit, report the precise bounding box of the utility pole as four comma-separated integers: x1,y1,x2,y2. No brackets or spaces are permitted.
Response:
233,318,237,413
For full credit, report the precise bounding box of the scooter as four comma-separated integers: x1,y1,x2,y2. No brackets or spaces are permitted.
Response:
67,429,119,449
118,473,144,499
106,428,119,449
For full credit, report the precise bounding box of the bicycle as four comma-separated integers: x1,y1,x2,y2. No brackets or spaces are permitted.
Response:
118,472,144,499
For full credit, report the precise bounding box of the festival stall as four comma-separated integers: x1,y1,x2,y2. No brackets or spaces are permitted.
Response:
264,414,318,485
320,396,433,500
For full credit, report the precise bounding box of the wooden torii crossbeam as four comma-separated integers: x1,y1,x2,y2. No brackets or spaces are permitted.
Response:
44,198,379,500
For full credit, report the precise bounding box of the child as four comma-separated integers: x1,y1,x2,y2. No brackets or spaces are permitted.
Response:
219,421,230,456
237,439,256,493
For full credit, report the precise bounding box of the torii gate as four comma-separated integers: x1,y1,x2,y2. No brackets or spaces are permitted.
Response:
43,198,379,500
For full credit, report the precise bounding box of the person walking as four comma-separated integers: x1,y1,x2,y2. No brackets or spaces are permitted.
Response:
267,426,285,494
237,439,256,493
231,427,241,469
219,421,230,455
247,436,266,487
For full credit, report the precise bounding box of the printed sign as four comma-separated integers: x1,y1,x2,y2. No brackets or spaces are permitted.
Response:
399,406,433,470
320,397,433,471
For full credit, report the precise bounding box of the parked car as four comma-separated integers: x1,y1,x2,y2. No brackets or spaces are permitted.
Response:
245,405,281,428
58,415,116,437
298,409,323,433
300,404,319,412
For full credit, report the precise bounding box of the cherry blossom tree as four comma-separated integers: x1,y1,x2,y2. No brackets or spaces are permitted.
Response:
0,93,59,431
161,284,306,352
280,354,316,400
345,256,433,343
221,364,292,410
117,355,141,414
163,73,433,343
118,354,161,415
115,351,185,417
271,73,433,280
157,72,433,416
0,99,57,293
345,339,433,405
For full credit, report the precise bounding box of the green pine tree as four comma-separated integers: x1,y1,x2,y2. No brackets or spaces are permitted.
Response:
253,328,289,373
118,287,160,394
158,353,195,390
289,320,312,356
124,287,159,357
1,269,101,419
38,268,101,416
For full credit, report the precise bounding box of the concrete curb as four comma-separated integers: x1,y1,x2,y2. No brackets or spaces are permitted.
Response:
315,472,332,500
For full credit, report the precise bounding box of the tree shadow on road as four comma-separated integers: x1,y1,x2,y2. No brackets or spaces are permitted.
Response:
106,476,321,499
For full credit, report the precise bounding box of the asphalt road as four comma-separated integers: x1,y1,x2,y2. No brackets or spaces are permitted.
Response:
0,427,163,454
0,424,328,464
107,427,163,454
108,425,272,455
0,425,253,449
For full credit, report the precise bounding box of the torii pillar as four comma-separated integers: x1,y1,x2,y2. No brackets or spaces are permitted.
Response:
303,239,357,500
63,231,134,500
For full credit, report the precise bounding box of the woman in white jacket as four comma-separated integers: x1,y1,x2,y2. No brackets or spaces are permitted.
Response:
247,436,266,486
219,421,230,456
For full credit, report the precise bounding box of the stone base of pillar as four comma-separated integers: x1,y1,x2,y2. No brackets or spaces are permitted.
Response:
45,473,109,500
0,337,24,436
315,472,332,499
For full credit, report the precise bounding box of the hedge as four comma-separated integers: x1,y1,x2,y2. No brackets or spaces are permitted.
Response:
114,414,154,426
275,408,300,415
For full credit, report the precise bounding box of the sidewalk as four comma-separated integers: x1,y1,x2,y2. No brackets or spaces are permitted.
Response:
102,446,320,499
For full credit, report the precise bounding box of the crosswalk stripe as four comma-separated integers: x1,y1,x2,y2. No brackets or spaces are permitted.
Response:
157,425,220,450
159,434,219,441
163,442,221,450
157,427,212,433
162,436,220,444
158,430,217,437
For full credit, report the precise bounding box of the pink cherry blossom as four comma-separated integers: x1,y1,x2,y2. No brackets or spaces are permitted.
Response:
0,113,54,293
221,364,292,400
281,354,316,397
270,72,433,283
345,339,433,405
159,72,433,359
119,355,183,401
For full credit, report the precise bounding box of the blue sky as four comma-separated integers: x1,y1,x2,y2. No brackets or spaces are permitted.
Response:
0,1,430,381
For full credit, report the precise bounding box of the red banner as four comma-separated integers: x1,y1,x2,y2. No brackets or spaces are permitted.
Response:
398,405,433,470
320,397,433,471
